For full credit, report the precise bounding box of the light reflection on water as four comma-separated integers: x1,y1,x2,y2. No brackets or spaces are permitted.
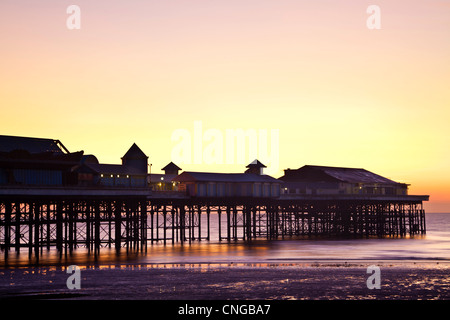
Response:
1,213,450,268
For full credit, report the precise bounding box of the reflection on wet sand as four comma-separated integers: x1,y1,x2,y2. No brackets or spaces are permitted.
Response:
1,262,449,300
1,213,450,268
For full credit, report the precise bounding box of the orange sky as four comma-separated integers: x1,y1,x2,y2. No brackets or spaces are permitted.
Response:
1,1,449,212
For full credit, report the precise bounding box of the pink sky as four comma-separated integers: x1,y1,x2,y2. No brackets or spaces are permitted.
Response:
1,1,449,212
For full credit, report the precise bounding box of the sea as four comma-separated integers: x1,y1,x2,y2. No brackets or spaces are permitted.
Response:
1,212,449,268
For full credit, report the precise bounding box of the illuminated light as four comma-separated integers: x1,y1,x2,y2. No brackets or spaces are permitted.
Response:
110,174,113,178
126,175,129,178
101,174,104,178
117,175,120,178
161,177,164,181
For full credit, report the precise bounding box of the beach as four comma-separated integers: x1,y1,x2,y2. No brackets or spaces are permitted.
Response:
1,213,449,301
1,262,449,300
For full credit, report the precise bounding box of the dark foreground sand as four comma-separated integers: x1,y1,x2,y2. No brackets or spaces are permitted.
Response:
1,262,449,300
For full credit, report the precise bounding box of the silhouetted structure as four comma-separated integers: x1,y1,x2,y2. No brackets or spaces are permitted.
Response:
82,144,149,188
245,160,267,175
162,162,182,175
0,135,83,186
149,162,182,191
280,165,408,196
121,143,149,174
173,161,281,197
0,135,429,263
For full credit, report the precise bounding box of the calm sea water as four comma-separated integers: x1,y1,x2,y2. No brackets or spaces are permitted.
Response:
1,212,450,267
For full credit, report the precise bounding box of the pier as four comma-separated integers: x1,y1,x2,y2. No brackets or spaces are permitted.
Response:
0,135,429,263
0,188,428,262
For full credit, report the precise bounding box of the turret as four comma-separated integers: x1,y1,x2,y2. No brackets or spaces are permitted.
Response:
121,143,148,174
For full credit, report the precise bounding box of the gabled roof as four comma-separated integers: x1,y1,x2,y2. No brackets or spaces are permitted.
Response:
161,162,182,171
0,135,66,154
0,135,83,166
173,171,281,183
280,165,402,185
319,166,396,184
121,143,148,160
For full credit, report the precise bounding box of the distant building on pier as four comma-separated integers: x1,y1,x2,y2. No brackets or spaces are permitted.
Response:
0,135,151,189
80,143,149,188
0,135,83,186
148,162,182,191
279,165,408,196
0,135,411,197
173,160,282,198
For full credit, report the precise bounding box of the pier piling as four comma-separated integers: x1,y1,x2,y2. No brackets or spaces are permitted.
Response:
0,195,428,262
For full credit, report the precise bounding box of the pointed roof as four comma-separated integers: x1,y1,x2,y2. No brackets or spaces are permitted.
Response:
246,159,267,168
121,143,148,160
161,162,182,171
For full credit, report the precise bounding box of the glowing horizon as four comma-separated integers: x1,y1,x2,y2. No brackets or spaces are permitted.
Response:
1,0,449,212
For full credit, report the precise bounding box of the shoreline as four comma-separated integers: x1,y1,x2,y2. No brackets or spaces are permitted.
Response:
1,262,449,300
2,257,450,269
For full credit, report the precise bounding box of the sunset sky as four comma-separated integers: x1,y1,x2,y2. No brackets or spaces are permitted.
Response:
1,1,449,212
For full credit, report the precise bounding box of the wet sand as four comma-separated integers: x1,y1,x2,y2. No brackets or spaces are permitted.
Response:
1,261,449,300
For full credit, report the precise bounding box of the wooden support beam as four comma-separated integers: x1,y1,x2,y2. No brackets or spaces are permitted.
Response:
4,201,11,260
34,202,40,260
94,201,100,255
14,202,20,253
115,200,122,252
